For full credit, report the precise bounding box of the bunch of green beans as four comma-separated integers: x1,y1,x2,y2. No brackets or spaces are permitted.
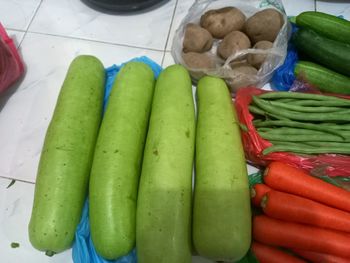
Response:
249,92,350,155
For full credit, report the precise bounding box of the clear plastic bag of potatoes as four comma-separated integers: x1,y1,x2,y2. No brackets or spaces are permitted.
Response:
171,0,290,93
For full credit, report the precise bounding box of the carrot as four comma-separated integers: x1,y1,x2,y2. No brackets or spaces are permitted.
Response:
264,161,350,213
251,184,271,207
252,242,307,263
292,249,350,263
261,190,350,233
253,215,350,258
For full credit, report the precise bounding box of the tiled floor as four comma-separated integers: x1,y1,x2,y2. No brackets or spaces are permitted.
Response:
0,0,348,262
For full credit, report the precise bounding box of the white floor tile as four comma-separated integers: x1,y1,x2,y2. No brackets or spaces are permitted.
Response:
28,0,176,50
6,30,26,48
282,0,315,16
162,51,175,67
0,0,41,30
166,0,195,51
0,32,163,183
0,178,73,262
316,0,350,20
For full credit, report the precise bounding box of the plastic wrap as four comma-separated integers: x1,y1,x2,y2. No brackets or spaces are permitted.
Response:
0,23,24,93
171,0,290,92
235,87,350,178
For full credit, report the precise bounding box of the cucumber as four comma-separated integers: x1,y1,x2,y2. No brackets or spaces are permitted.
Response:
136,65,195,263
296,11,350,44
89,62,155,259
295,61,350,95
293,28,350,77
28,55,105,253
193,76,251,261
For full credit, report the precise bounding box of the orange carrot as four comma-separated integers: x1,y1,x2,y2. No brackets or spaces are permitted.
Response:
261,190,350,233
264,161,350,213
251,184,271,207
252,242,306,263
253,215,350,258
292,249,350,263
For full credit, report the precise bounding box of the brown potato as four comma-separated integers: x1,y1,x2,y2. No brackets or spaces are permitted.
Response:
200,7,246,39
217,31,251,60
183,23,214,53
244,8,284,44
182,52,216,79
247,40,274,69
228,62,258,92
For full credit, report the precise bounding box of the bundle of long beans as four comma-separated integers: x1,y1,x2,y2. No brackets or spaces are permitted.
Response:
249,92,350,155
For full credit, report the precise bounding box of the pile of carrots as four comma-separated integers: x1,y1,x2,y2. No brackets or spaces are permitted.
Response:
251,161,350,263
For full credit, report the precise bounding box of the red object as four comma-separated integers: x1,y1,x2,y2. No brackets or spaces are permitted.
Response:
264,162,350,213
253,215,350,258
251,242,306,263
0,23,25,93
262,189,350,233
251,183,271,207
234,87,350,177
292,249,350,263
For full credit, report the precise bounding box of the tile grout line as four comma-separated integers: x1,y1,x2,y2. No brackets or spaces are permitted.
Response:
161,0,179,66
25,30,165,53
0,175,35,185
18,0,44,49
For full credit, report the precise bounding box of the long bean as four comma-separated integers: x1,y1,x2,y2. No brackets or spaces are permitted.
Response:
252,96,350,122
304,141,350,147
258,132,349,142
253,120,346,137
317,123,350,130
259,99,350,113
263,144,350,155
257,127,350,138
259,91,350,103
269,140,350,148
249,105,289,120
289,99,350,107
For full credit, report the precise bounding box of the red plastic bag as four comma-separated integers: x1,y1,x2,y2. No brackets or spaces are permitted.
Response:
235,87,350,177
0,23,25,93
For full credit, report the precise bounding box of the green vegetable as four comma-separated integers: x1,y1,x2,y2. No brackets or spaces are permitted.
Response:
89,62,155,260
263,143,350,155
295,61,350,95
296,11,350,44
259,133,349,142
193,76,251,261
259,127,350,137
259,91,350,102
252,96,350,122
250,92,350,156
293,28,350,77
28,55,105,253
136,65,195,263
253,120,346,137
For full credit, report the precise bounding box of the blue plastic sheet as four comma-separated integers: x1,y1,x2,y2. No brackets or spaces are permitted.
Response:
72,56,162,263
271,22,299,91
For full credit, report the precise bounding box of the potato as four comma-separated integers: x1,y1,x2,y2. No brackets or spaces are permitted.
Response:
244,9,284,44
247,40,273,69
182,52,216,79
228,62,258,92
217,31,251,60
183,23,214,53
200,7,246,39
